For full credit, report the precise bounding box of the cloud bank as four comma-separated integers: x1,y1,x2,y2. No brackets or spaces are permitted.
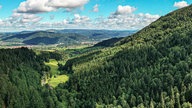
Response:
15,0,89,14
0,3,160,32
174,1,189,8
115,5,136,15
92,4,99,12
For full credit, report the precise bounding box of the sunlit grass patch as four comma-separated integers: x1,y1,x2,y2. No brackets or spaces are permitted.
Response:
45,59,58,75
48,75,69,87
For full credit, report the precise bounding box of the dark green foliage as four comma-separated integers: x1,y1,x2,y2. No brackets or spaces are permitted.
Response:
38,51,62,62
2,32,36,40
0,48,60,108
94,37,123,47
62,50,101,74
63,46,102,58
23,37,59,45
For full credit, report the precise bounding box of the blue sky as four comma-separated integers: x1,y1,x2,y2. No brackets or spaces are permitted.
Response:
0,0,191,32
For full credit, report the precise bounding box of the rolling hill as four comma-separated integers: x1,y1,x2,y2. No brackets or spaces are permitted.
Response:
1,30,135,46
57,29,136,41
2,31,89,45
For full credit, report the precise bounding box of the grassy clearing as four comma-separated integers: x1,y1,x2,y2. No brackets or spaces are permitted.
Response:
48,75,69,87
45,59,69,87
45,59,59,75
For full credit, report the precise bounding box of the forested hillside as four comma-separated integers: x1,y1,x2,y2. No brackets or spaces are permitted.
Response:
94,37,123,47
56,5,192,107
0,48,63,108
117,5,192,46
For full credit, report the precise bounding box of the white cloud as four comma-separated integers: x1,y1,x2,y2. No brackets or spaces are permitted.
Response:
174,1,189,8
95,13,160,30
48,0,89,9
0,13,42,32
16,0,55,13
2,0,90,32
0,19,4,25
92,5,159,30
115,5,136,15
71,14,90,24
63,19,69,24
92,4,99,12
38,14,91,29
12,13,42,23
0,5,2,9
0,13,92,32
20,14,42,23
15,0,89,14
0,12,160,32
0,3,161,32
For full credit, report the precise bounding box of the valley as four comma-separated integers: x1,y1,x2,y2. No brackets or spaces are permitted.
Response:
0,1,192,108
44,59,68,87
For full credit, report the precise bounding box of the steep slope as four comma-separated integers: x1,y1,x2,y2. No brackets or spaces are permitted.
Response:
94,37,123,47
117,5,192,46
0,48,63,108
56,5,192,107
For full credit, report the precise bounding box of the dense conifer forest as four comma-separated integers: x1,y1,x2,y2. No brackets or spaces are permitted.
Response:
57,5,192,107
0,48,64,108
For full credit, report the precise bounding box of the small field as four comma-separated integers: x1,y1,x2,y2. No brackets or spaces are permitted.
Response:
45,59,59,75
42,45,98,88
48,75,69,87
45,59,69,87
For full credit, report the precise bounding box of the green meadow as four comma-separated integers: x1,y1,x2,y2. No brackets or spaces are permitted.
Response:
45,59,69,87
45,59,59,75
48,75,69,87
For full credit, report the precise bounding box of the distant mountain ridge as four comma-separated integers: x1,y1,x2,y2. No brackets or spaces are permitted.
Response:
57,29,136,40
0,29,136,46
2,31,88,45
